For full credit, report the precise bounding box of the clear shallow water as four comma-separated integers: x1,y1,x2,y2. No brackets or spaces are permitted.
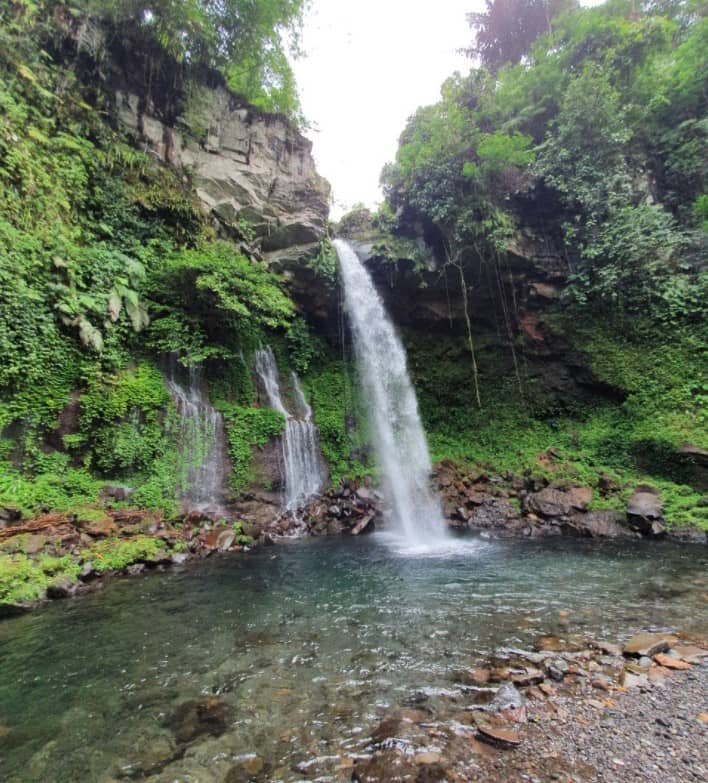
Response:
0,535,706,782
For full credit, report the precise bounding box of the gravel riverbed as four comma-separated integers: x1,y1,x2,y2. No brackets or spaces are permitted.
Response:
469,664,707,783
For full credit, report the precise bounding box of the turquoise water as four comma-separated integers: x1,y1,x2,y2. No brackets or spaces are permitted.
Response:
0,534,706,782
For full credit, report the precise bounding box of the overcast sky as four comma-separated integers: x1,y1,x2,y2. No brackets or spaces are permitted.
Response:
292,1,480,217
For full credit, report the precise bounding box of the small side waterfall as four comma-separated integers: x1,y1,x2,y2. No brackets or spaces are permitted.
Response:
254,347,326,510
334,238,446,546
166,363,228,515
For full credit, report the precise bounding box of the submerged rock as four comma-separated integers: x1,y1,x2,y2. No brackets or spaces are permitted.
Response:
166,697,230,744
225,755,266,782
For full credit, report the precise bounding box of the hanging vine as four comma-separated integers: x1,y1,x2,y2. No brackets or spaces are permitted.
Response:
444,243,482,409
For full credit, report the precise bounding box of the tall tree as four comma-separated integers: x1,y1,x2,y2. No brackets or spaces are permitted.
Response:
466,0,577,72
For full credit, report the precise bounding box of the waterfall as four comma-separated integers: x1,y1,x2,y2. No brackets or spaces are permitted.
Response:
166,362,228,515
334,238,446,546
254,347,326,510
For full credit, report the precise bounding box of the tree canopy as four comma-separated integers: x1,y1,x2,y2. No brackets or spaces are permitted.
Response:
466,0,578,72
382,0,707,319
1,0,307,117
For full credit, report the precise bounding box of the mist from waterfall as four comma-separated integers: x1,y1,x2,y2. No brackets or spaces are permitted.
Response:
334,238,446,547
254,347,326,510
165,361,227,515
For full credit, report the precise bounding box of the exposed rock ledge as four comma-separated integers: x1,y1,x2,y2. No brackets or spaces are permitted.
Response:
114,84,330,263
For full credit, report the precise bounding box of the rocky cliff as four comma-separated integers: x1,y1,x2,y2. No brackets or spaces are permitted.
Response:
336,210,616,404
114,82,330,263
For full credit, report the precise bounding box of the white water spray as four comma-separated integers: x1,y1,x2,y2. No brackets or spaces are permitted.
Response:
254,347,326,510
334,238,446,546
166,363,228,515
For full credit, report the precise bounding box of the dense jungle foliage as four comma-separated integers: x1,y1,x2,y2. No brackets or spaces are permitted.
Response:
0,0,317,518
0,0,706,545
383,0,707,310
375,0,707,526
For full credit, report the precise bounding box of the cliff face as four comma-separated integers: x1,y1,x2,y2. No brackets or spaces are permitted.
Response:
114,83,330,262
335,215,616,404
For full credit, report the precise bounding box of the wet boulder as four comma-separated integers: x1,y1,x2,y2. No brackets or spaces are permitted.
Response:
666,525,707,544
564,510,635,539
72,508,117,538
523,486,592,518
627,486,665,536
623,633,673,658
46,577,77,600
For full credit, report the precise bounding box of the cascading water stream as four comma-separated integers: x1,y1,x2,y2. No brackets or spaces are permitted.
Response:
254,347,326,510
165,361,227,515
334,238,446,547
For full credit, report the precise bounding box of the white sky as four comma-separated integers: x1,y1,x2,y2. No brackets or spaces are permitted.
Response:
292,1,481,218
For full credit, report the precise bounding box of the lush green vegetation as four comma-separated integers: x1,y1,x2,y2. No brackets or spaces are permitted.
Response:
1,0,707,610
0,553,81,604
373,0,707,526
383,1,706,308
405,324,707,529
0,0,317,522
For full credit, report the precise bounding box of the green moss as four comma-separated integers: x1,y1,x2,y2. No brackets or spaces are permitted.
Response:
0,553,80,605
301,351,371,485
404,322,707,530
67,506,111,524
81,537,163,573
217,404,285,491
79,363,172,475
0,459,104,516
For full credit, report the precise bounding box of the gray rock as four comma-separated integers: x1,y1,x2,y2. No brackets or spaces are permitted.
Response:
114,84,329,260
351,515,374,536
216,529,235,551
627,487,665,536
546,659,569,681
667,525,707,544
99,483,134,502
565,510,635,539
524,487,592,518
490,682,525,712
356,487,375,502
623,633,672,657
0,505,22,528
45,578,76,599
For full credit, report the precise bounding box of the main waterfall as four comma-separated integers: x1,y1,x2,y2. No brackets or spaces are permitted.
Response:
254,347,326,510
334,239,446,546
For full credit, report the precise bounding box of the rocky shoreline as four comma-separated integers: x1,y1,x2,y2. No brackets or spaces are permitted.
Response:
105,626,708,782
347,632,708,783
1,459,706,616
